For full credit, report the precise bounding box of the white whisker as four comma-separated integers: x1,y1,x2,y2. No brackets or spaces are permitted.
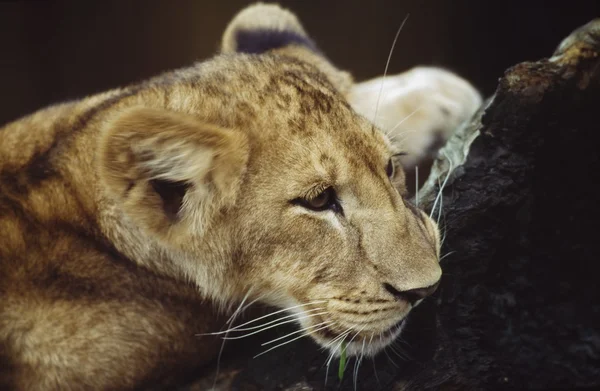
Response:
390,128,423,151
197,300,327,336
220,311,328,340
324,328,351,386
370,334,381,388
372,14,410,125
387,105,423,135
395,334,412,350
430,152,453,219
261,320,331,346
389,342,411,361
353,338,366,391
200,307,325,336
346,325,366,351
323,329,350,349
225,295,262,325
210,289,252,390
440,220,448,249
253,323,332,358
323,348,334,386
415,165,420,206
439,250,456,262
437,172,445,226
383,347,399,368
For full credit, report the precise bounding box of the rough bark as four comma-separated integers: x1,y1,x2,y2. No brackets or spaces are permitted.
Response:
186,19,600,391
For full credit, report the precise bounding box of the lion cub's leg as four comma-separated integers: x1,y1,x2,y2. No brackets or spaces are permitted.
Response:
1,261,224,390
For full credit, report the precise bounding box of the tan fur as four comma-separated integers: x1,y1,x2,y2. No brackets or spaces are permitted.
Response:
0,3,445,389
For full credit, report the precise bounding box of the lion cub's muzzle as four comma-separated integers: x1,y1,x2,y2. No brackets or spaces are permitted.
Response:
305,279,440,357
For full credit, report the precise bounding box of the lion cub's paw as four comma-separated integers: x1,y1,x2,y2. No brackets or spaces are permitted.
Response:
348,66,482,171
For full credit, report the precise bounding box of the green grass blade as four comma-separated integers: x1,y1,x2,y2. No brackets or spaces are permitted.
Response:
338,342,347,381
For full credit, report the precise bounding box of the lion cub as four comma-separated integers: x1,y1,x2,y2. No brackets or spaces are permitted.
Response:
0,3,479,389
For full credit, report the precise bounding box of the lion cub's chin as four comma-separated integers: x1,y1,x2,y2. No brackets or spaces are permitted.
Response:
300,316,408,358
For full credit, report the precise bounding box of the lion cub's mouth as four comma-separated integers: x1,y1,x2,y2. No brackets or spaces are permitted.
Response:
220,299,415,360
298,302,412,358
315,318,407,357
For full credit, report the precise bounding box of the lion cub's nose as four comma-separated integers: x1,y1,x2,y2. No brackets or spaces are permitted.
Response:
382,281,440,305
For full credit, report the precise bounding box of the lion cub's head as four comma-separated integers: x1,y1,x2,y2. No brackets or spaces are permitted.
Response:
98,3,441,357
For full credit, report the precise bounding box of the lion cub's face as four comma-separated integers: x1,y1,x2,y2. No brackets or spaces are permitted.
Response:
99,3,441,358
227,71,441,357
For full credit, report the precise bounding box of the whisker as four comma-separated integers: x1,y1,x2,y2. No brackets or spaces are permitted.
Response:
324,329,351,385
369,334,381,387
387,105,423,135
340,324,367,387
201,307,325,336
323,346,336,386
430,152,453,219
440,219,448,249
211,289,252,390
372,14,411,125
197,300,327,336
391,329,413,361
219,311,329,340
389,342,411,361
225,295,262,325
352,356,358,390
390,130,423,153
324,328,352,349
437,174,445,226
261,320,331,346
346,325,366,348
439,250,456,262
395,334,412,350
384,124,418,139
325,329,351,355
383,346,399,368
353,339,366,391
326,326,359,384
389,346,407,360
381,332,399,368
415,165,420,207
253,323,332,359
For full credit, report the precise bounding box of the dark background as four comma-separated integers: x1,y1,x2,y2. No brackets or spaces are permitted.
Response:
0,1,598,126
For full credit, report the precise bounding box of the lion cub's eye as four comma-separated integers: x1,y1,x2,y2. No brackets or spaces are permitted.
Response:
386,159,394,178
292,187,343,214
308,189,330,209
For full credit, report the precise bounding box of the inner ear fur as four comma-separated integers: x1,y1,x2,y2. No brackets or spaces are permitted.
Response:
98,107,249,242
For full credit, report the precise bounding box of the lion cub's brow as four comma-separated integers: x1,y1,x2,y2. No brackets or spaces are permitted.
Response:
278,132,390,196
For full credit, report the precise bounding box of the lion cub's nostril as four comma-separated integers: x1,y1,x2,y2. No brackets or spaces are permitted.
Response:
383,281,440,305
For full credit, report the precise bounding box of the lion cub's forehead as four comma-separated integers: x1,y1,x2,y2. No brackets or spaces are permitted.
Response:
197,55,391,176
253,105,391,192
199,55,380,138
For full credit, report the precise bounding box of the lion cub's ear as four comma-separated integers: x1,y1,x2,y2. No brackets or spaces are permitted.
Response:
98,107,249,242
221,3,353,95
